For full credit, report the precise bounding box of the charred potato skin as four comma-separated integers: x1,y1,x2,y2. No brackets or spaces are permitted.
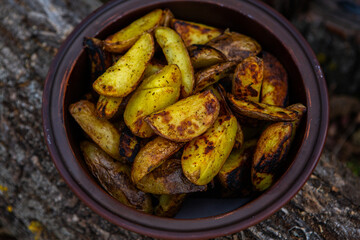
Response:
188,44,227,69
119,127,140,163
261,51,288,107
96,95,123,119
80,141,153,213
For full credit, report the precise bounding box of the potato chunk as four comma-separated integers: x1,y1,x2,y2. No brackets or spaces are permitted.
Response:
145,90,220,142
188,44,227,69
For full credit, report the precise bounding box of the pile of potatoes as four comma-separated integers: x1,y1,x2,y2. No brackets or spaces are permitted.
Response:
69,9,306,217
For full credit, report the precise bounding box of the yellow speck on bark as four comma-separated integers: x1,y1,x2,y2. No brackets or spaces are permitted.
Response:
28,221,43,240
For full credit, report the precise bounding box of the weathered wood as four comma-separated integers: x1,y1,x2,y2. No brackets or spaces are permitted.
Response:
0,0,359,239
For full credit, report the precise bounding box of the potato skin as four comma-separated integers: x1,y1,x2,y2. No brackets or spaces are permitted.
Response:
188,44,227,69
80,141,153,213
155,27,195,97
145,90,220,142
69,100,122,161
136,159,207,194
96,95,123,119
93,33,154,97
131,136,184,184
182,115,238,185
207,30,261,62
261,51,288,107
232,56,264,102
103,9,164,53
119,127,139,163
124,64,181,138
154,194,186,217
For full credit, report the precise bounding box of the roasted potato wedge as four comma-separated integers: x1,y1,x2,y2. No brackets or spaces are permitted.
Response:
171,19,222,46
162,9,174,28
103,9,163,53
131,136,184,184
207,30,261,62
261,51,288,107
228,94,298,122
145,90,220,142
69,100,122,161
124,64,181,138
154,194,186,217
182,115,238,185
119,127,139,163
251,122,293,191
96,95,123,119
142,61,164,79
80,141,152,213
136,159,207,194
155,26,195,97
194,61,237,93
232,56,264,102
188,44,227,69
93,33,155,97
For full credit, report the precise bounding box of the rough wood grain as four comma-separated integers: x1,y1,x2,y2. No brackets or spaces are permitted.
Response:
0,0,359,239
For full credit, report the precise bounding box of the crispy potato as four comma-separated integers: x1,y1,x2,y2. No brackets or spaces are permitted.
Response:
131,136,184,184
69,100,122,161
251,122,293,191
171,19,222,46
142,61,164,79
194,61,237,93
103,9,163,53
124,64,181,138
232,56,264,102
188,44,227,69
136,159,207,194
155,194,186,217
227,94,298,121
119,127,139,163
93,33,155,97
155,26,195,97
96,95,123,119
182,115,238,185
145,90,220,142
261,51,288,106
162,9,174,27
207,30,261,62
80,141,152,213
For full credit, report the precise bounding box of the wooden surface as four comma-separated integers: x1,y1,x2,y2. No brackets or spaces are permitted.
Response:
0,0,359,239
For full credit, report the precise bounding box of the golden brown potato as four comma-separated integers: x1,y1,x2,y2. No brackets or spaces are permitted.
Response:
251,122,293,191
232,56,264,102
80,141,153,213
182,115,238,185
162,9,174,27
228,94,298,122
188,44,227,69
154,194,186,217
131,136,184,184
96,95,123,119
142,61,164,79
93,33,154,97
155,27,195,97
124,64,181,138
145,90,220,142
261,51,288,107
194,61,237,93
69,100,122,161
171,19,222,46
103,9,164,53
136,159,207,194
119,127,139,163
207,30,261,62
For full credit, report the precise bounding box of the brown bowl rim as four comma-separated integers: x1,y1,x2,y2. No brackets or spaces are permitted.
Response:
42,0,329,239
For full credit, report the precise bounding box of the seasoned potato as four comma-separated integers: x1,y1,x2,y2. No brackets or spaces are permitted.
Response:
96,95,123,119
136,159,207,194
145,90,220,142
188,44,227,69
154,194,186,217
80,141,153,213
131,136,184,184
228,94,298,121
124,64,181,138
194,61,237,93
93,33,154,97
182,115,238,185
155,27,195,97
232,56,264,102
142,61,164,79
171,19,222,46
119,127,139,163
69,100,122,161
261,51,288,106
162,9,174,27
103,9,164,53
207,30,261,62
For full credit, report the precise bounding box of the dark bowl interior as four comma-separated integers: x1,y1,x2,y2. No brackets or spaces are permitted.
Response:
43,0,328,239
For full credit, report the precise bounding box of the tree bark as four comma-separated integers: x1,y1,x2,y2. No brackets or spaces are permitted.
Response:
0,0,359,239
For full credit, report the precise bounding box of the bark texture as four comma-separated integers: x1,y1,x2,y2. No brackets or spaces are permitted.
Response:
0,0,359,239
